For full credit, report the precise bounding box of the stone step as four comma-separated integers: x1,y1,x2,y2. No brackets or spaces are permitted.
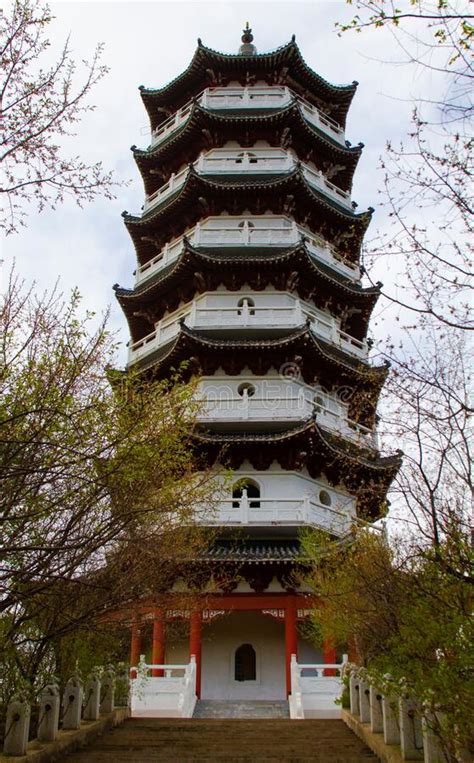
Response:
65,718,380,761
193,700,290,718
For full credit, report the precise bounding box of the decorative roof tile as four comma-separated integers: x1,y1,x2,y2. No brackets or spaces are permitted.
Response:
201,539,301,562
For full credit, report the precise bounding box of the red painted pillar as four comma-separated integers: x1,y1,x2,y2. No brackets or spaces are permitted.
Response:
130,620,141,679
152,609,165,677
348,636,359,665
189,610,202,698
285,596,298,696
323,639,337,677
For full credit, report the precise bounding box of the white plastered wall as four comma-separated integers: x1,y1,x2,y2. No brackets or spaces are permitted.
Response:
165,611,323,701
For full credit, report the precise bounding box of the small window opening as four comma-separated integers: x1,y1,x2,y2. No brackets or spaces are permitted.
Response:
235,644,256,681
237,297,255,316
319,490,332,507
232,479,260,508
237,382,256,398
236,151,257,164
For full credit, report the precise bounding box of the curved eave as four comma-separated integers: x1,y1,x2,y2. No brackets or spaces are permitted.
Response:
123,168,371,265
129,324,387,414
133,101,362,195
193,418,401,519
115,241,380,340
140,41,357,130
195,416,398,473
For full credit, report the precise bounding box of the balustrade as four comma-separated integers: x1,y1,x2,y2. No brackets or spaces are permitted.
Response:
129,656,197,718
135,217,359,286
129,297,369,365
345,666,450,763
289,654,348,719
141,149,352,214
198,492,352,536
198,388,376,448
2,668,122,757
149,86,345,149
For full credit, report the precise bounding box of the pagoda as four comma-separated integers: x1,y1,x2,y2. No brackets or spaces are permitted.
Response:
114,26,400,707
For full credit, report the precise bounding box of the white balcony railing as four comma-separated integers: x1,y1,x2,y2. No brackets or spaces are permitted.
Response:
150,86,345,149
198,492,353,536
289,654,348,720
135,217,360,286
197,392,377,449
130,656,197,718
141,149,352,214
128,299,369,364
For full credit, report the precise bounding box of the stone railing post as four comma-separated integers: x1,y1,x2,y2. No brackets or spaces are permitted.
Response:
399,696,423,760
302,493,310,524
359,679,371,723
369,684,384,733
100,667,115,714
382,693,401,746
37,684,60,742
115,665,131,708
422,714,448,763
3,696,30,756
193,221,201,246
240,489,249,524
83,672,101,721
62,675,83,730
349,671,360,716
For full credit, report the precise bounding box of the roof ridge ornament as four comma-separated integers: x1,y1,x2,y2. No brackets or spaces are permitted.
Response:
239,22,257,56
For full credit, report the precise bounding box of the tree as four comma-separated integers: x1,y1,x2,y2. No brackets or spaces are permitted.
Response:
0,271,220,695
301,5,473,756
333,0,473,541
301,527,473,758
0,0,118,235
339,1,473,333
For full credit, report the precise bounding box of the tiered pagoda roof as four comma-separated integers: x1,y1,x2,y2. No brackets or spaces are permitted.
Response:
116,29,400,538
129,323,387,425
139,38,357,130
115,240,380,341
194,418,401,519
133,102,362,195
123,168,372,264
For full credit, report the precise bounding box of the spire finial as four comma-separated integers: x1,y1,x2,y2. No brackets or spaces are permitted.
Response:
239,22,257,55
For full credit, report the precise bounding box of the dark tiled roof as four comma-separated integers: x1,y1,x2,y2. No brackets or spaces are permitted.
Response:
140,40,357,129
123,168,371,266
133,101,361,195
201,539,301,562
135,323,378,376
194,416,402,472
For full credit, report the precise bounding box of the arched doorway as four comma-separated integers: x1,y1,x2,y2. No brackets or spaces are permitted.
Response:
234,643,256,682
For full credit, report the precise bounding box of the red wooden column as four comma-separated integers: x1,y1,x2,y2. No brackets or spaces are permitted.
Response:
323,639,337,677
152,609,165,677
285,596,298,696
130,619,141,679
348,636,359,665
189,610,202,698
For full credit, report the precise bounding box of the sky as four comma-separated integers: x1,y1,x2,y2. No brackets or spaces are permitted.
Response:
2,0,448,366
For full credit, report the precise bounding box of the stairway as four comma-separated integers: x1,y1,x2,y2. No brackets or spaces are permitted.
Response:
65,717,380,761
193,699,290,718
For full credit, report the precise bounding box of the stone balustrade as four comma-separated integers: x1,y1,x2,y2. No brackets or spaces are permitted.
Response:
346,666,451,763
197,391,377,448
149,85,346,149
141,148,353,215
198,492,353,536
128,296,369,365
135,216,360,286
2,666,128,757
